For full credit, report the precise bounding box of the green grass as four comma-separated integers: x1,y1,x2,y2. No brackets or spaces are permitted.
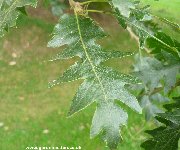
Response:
0,1,179,150
143,0,180,23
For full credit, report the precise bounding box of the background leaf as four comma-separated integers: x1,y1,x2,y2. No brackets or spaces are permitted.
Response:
141,97,180,150
0,0,37,37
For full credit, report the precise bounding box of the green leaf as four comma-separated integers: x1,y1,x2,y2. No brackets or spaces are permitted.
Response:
147,32,180,56
155,16,180,32
16,6,27,15
134,56,180,93
142,125,180,150
141,99,180,150
50,0,67,17
113,8,127,29
140,95,167,121
133,55,179,120
91,103,127,149
0,0,37,37
158,109,180,125
48,14,142,149
111,0,135,18
110,1,180,57
164,97,180,111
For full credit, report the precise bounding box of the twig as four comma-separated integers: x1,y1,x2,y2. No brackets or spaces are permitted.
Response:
127,27,150,53
137,79,180,99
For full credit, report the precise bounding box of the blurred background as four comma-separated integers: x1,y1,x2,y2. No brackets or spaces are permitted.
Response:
0,0,179,149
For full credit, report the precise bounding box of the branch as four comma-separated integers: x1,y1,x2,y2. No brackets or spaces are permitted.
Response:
127,27,150,53
137,79,180,99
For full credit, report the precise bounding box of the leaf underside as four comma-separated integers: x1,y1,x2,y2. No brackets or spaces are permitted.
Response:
133,55,179,120
48,14,142,149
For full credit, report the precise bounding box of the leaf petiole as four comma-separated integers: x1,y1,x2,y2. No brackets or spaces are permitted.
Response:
80,0,109,5
87,9,112,15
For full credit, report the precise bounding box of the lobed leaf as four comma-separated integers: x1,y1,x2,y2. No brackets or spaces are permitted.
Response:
133,56,180,93
110,0,180,57
111,0,135,18
140,95,165,121
0,0,37,37
141,98,180,150
48,14,142,149
133,55,179,120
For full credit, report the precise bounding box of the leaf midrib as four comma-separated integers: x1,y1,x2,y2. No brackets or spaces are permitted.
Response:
130,20,179,55
114,8,180,57
74,11,108,101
